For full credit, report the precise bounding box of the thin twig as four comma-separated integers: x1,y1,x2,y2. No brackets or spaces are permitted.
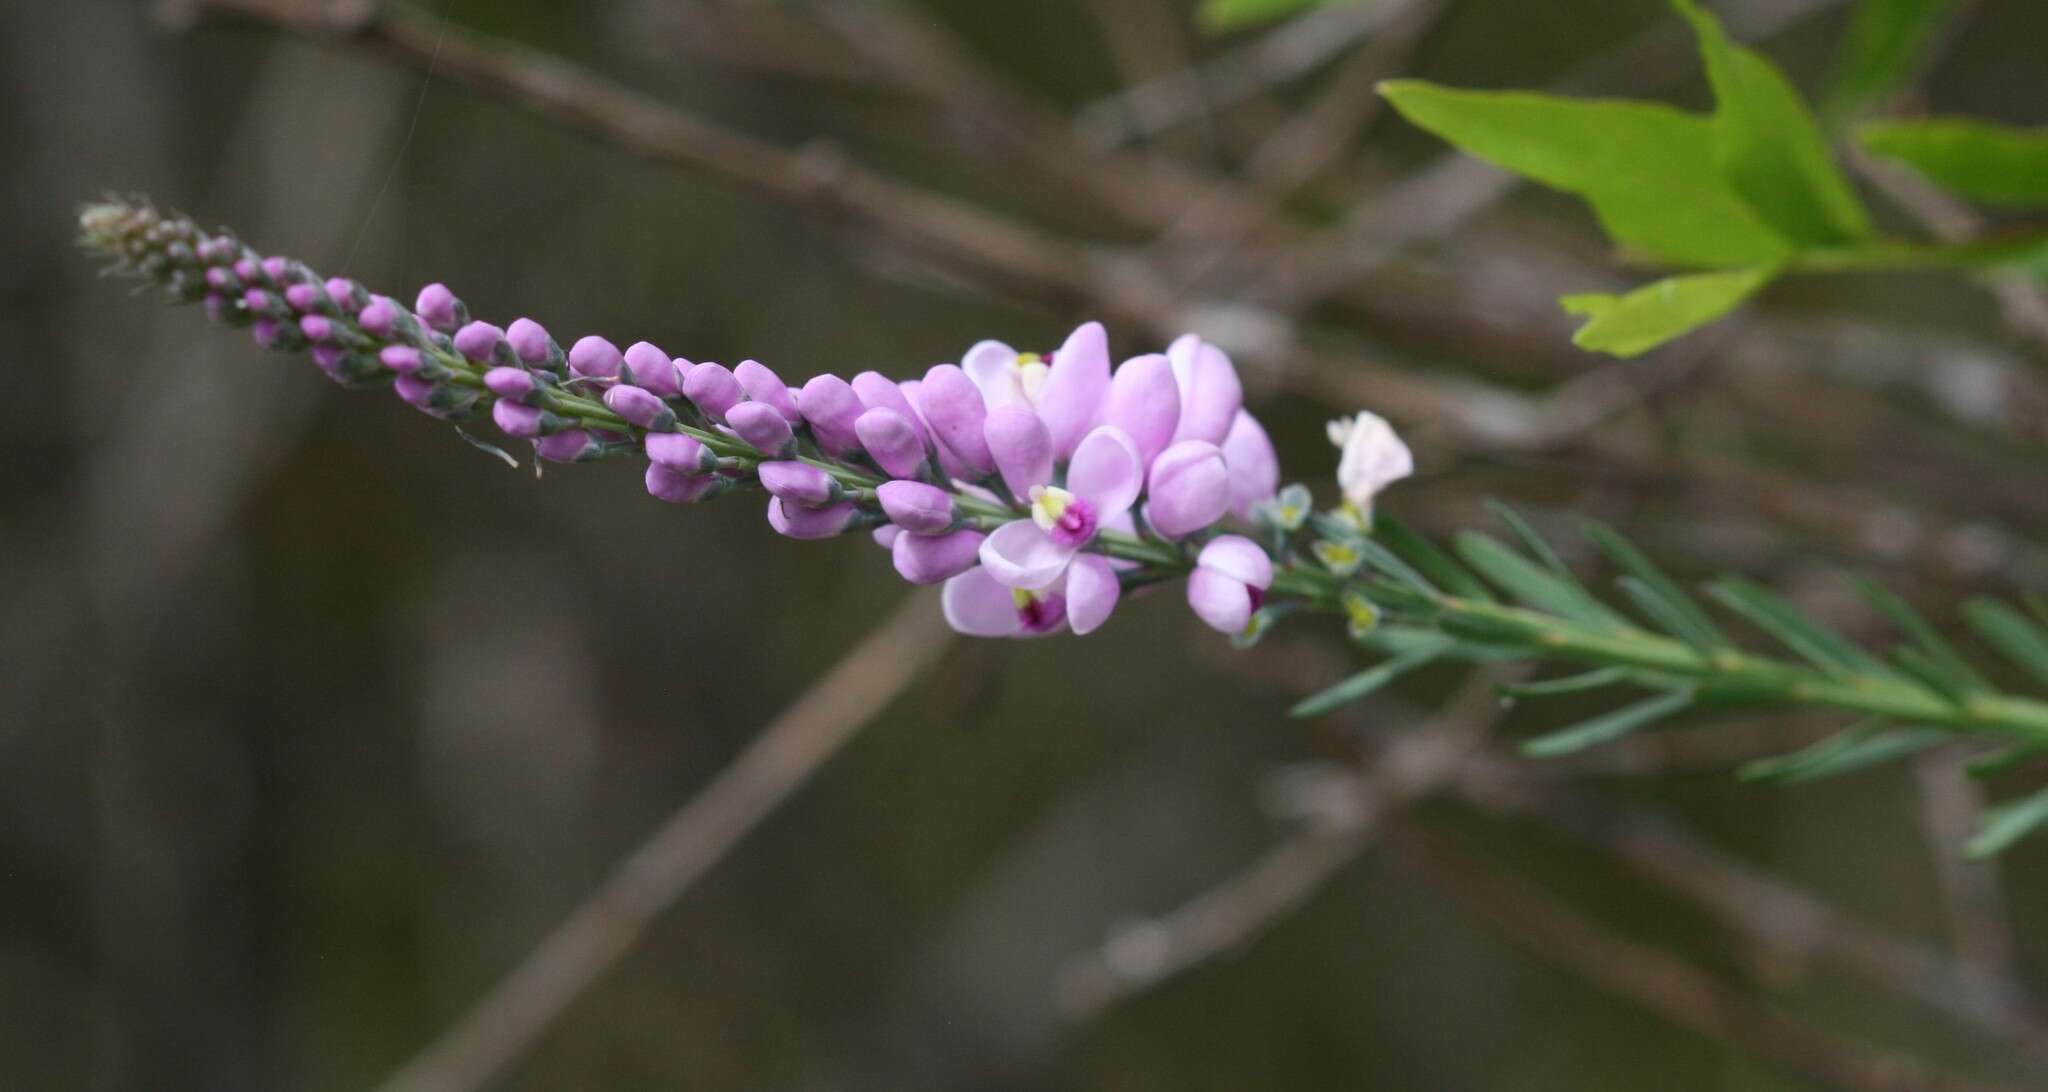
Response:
372,590,954,1092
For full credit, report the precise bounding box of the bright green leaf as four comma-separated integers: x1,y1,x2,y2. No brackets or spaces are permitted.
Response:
1859,117,2048,207
1522,687,1695,757
1378,80,1791,267
1966,784,2048,858
1672,0,1875,245
1560,266,1779,357
1823,0,1958,124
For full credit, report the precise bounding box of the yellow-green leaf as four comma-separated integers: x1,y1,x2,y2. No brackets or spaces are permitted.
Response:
1859,117,2048,207
1560,266,1779,357
1379,80,1791,268
1672,0,1875,245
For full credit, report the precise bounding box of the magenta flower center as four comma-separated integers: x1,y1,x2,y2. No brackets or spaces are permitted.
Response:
1013,589,1068,634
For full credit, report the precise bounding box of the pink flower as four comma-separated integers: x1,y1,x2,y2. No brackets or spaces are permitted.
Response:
1166,333,1242,446
976,425,1142,590
941,555,1120,637
961,321,1111,459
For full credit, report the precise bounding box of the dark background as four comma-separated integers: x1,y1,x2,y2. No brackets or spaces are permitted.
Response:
6,0,2048,1088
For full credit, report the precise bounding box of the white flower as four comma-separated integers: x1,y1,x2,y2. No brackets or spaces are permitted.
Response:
1328,411,1412,515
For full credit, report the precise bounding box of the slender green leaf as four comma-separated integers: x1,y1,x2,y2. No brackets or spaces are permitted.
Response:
1672,0,1875,244
1859,117,2048,207
1290,649,1442,718
1967,744,2048,780
1376,515,1495,602
1823,0,1958,124
1965,785,2048,858
1501,668,1632,698
1351,535,1438,594
1586,522,1729,650
1484,501,1571,578
1456,533,1631,630
1964,599,2048,689
1851,575,1987,695
1708,579,1888,678
1739,721,1944,782
1378,80,1791,267
1522,687,1695,757
1615,578,1718,657
1559,266,1779,357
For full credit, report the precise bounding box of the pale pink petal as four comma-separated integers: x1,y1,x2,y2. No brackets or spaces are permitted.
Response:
1221,410,1279,519
1197,535,1274,589
1103,352,1180,466
984,403,1054,503
1168,335,1242,446
1038,321,1111,459
962,339,1021,406
1144,440,1229,539
1187,568,1254,634
942,568,1023,637
1065,554,1120,636
978,519,1075,590
1065,425,1142,524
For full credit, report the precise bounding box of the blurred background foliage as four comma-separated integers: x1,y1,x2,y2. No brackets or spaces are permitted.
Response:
5,0,2048,1089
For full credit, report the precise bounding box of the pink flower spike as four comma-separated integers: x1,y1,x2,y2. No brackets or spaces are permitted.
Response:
1145,440,1229,539
796,374,864,457
682,362,743,422
1103,353,1180,467
734,360,800,423
877,480,958,535
920,364,995,474
983,404,1052,505
855,407,928,480
1039,321,1112,459
568,335,623,380
766,497,859,540
646,462,720,503
892,528,985,584
1187,535,1274,635
1167,334,1243,446
1221,410,1279,519
622,341,680,396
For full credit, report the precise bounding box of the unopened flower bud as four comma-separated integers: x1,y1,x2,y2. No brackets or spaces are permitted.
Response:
855,407,926,479
567,335,623,379
852,370,927,446
682,362,743,421
261,256,292,284
984,404,1052,505
920,364,994,474
603,384,677,431
298,314,336,342
622,341,681,397
645,432,712,473
453,320,507,364
505,318,557,367
758,461,840,508
537,428,600,462
483,366,538,401
284,282,325,313
380,345,425,374
415,283,464,332
646,462,721,503
766,497,859,540
726,399,794,455
734,360,799,423
892,528,984,584
357,296,404,337
796,373,863,456
877,480,958,535
325,277,365,313
1105,353,1180,467
493,400,545,438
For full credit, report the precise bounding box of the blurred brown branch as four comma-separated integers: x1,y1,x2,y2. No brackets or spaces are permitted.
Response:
372,590,954,1092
